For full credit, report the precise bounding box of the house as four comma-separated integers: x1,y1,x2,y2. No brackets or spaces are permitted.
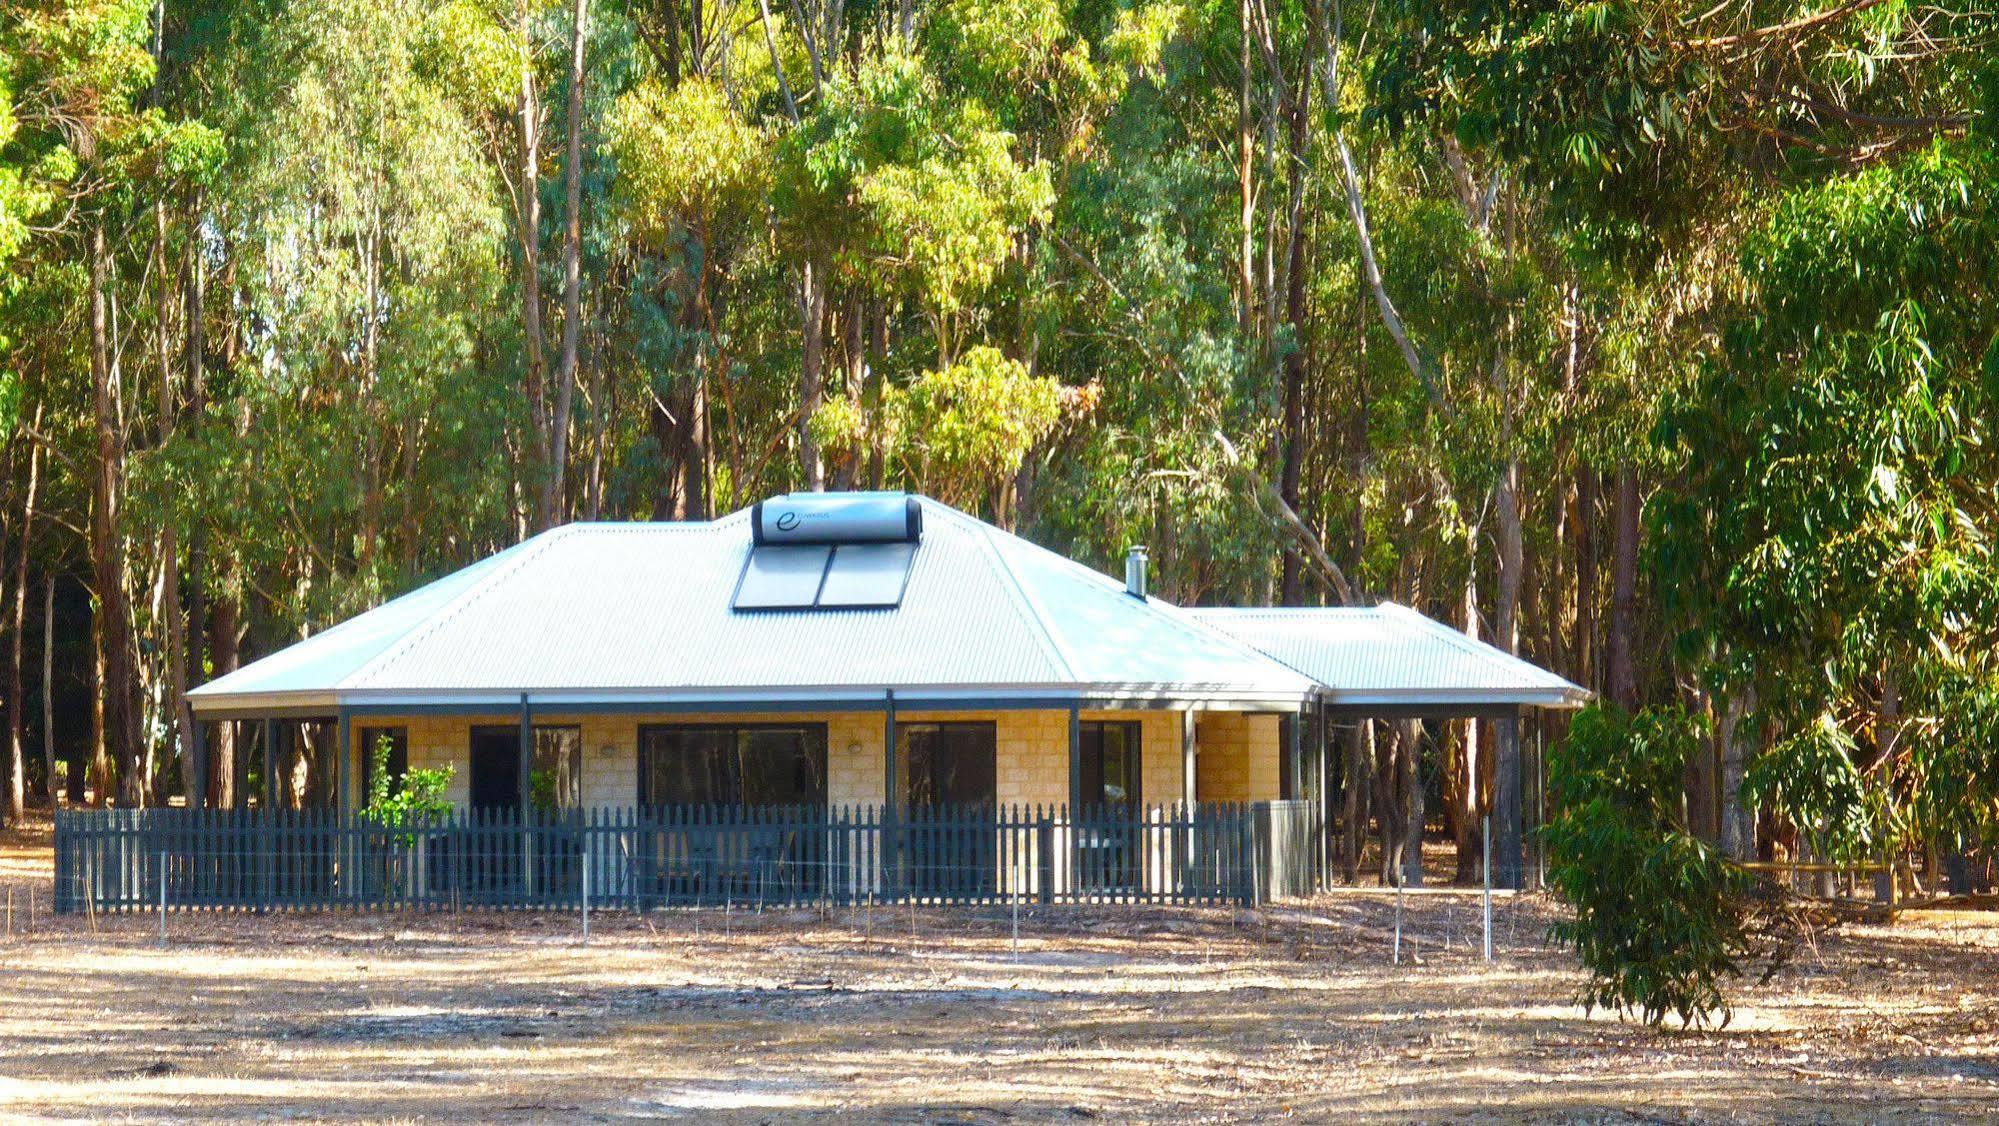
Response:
65,492,1584,912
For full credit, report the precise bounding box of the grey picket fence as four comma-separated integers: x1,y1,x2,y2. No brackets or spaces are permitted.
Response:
53,801,1325,914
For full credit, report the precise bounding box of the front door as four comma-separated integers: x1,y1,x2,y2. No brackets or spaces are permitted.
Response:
469,727,522,812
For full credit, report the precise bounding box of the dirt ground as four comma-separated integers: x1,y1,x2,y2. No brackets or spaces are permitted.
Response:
3,818,1997,1123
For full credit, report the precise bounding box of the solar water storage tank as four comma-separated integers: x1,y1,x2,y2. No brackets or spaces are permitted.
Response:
734,493,923,610
752,492,922,545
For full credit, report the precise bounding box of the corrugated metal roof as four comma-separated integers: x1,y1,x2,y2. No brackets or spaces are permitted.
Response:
189,497,1320,711
1187,603,1591,708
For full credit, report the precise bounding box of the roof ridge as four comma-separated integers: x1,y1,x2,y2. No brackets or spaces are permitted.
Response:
342,525,585,690
1151,598,1338,676
924,502,1080,681
1375,601,1567,686
948,502,1313,685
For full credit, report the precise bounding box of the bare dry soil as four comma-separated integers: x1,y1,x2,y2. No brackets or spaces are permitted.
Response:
2,818,1996,1122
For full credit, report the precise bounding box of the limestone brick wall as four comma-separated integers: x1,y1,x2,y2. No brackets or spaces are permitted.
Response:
363,705,1219,813
1194,711,1283,802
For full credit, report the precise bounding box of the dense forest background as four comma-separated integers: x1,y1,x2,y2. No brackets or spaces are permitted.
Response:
1,0,1994,880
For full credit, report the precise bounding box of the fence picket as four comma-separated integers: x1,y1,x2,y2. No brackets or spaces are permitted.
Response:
47,798,1323,914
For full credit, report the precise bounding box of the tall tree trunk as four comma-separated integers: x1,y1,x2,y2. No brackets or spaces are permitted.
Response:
183,211,211,800
1399,718,1423,887
158,204,196,808
831,293,865,490
1342,719,1370,884
653,388,687,518
89,224,144,807
541,0,589,529
89,608,107,805
1374,718,1402,883
1719,679,1758,861
1607,467,1640,710
1450,571,1483,884
1495,460,1522,655
7,404,41,824
518,5,550,507
358,226,384,568
41,575,56,806
798,260,828,490
684,375,709,516
1277,80,1309,605
1236,0,1256,335
1573,466,1598,693
208,589,241,803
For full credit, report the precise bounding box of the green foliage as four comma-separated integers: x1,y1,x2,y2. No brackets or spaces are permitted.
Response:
887,346,1063,500
363,736,453,824
1546,706,1753,1029
774,48,1052,326
609,78,770,236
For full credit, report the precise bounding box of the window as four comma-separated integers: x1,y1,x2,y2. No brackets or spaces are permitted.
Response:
639,724,828,808
469,725,582,812
357,726,409,803
533,726,583,812
1079,721,1141,812
1277,713,1325,804
900,722,997,809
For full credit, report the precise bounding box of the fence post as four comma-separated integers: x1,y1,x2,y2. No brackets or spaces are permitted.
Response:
581,846,591,943
1036,808,1054,906
1482,813,1493,963
1239,806,1257,907
158,848,168,948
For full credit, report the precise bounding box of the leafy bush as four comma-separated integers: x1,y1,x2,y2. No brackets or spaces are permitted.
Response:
363,734,453,824
1544,705,1753,1029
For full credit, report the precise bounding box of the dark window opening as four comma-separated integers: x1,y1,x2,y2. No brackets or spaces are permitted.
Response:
468,725,582,813
638,724,828,808
533,726,583,812
1078,720,1141,812
899,722,997,809
358,726,409,804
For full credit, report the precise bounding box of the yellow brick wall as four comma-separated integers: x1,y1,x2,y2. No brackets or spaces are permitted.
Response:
357,706,1202,813
1194,711,1283,802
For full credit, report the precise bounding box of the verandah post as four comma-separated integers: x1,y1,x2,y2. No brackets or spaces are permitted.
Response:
337,709,352,901
1067,705,1082,903
882,689,897,900
519,693,534,903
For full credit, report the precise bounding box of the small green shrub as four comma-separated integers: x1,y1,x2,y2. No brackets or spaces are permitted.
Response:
363,734,453,824
1544,705,1753,1029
